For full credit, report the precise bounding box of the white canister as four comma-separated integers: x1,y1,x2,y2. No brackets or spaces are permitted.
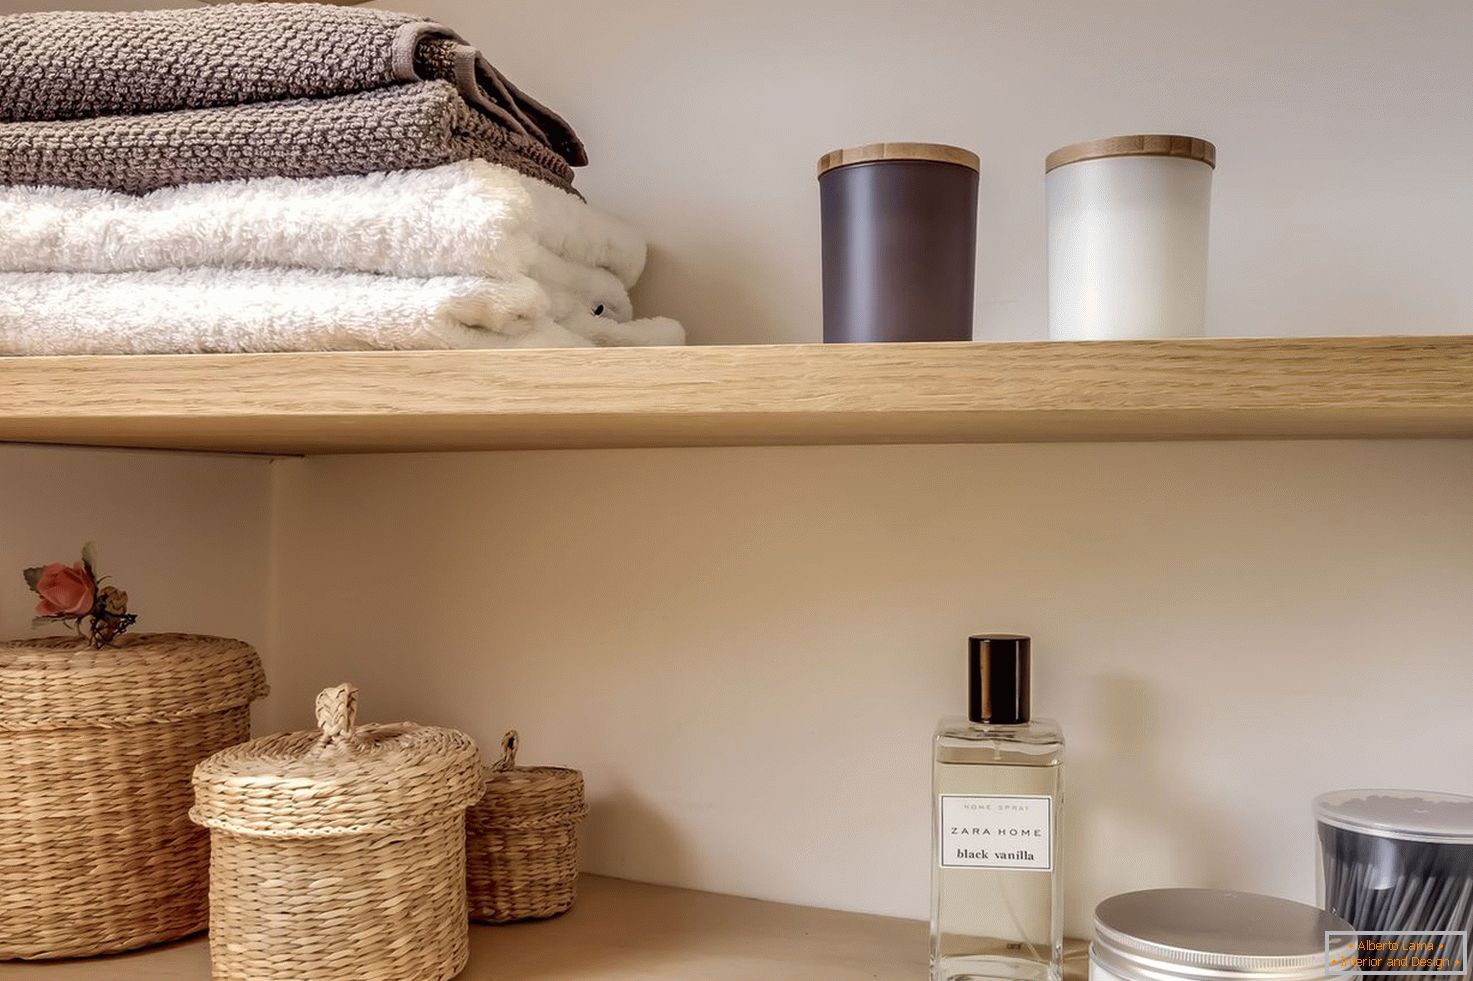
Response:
1090,889,1359,981
1047,135,1215,340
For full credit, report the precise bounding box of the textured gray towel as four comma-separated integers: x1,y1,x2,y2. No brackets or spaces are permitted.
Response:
0,3,586,168
0,82,577,195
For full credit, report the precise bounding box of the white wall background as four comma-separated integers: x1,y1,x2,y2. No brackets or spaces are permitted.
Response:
2,0,1472,943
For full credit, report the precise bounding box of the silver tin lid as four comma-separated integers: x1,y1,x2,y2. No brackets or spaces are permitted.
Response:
1314,789,1473,845
1091,890,1357,981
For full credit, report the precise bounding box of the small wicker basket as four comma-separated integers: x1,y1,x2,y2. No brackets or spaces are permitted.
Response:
191,683,483,981
467,730,588,923
0,633,267,960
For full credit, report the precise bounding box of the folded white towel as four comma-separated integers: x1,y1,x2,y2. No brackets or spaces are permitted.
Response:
0,160,679,350
538,258,634,324
0,269,684,355
0,160,648,287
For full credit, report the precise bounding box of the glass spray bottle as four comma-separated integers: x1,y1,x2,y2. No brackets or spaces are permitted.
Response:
931,634,1064,981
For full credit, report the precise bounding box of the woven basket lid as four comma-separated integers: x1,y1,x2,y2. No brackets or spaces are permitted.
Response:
0,632,267,731
191,683,483,838
469,730,587,832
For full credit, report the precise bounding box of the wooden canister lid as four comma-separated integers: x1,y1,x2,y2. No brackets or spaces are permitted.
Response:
818,142,980,177
1045,134,1215,173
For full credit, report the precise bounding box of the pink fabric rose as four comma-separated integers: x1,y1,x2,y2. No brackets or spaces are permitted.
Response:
33,561,96,617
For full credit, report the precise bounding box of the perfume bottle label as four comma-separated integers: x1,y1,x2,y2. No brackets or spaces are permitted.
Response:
938,794,1053,871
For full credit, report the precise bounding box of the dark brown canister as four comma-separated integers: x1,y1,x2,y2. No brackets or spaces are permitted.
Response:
818,142,979,343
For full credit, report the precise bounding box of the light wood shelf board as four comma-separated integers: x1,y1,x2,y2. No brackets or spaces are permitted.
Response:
0,875,1089,980
1,336,1470,454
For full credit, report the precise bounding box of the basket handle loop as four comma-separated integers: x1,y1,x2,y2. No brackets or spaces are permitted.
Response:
494,729,519,771
313,683,361,751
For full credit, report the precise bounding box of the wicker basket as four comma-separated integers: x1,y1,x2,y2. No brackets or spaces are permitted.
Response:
0,632,267,960
467,730,588,923
191,683,482,981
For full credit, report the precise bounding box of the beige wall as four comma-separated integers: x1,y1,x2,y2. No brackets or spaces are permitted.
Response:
3,0,1469,343
0,446,278,723
400,0,1473,344
268,441,1473,933
3,0,1471,942
5,438,1469,935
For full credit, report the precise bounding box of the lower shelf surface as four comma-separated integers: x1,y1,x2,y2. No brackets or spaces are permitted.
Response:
0,874,1087,980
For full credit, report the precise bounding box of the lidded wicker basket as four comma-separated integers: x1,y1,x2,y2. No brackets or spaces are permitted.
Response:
467,730,588,922
191,683,482,981
0,633,267,960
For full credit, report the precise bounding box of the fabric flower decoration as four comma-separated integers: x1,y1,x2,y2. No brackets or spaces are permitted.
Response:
31,562,95,617
22,543,138,648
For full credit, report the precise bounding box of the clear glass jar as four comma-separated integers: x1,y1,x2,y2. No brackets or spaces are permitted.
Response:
1315,787,1473,977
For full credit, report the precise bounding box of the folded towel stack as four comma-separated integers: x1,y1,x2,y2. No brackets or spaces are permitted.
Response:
0,5,684,354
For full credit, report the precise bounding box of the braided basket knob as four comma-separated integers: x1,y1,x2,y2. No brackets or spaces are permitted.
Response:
313,683,360,749
494,730,519,771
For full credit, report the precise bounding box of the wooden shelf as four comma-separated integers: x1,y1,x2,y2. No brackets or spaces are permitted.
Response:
1,337,1471,454
0,875,1088,980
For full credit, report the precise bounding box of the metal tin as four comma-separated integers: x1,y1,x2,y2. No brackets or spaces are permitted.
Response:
1090,889,1358,981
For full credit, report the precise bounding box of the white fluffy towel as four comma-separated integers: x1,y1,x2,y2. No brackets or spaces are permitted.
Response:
0,161,685,353
0,269,685,355
0,161,647,285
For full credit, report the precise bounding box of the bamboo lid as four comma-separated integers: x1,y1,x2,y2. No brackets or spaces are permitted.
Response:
818,142,979,177
1045,134,1215,173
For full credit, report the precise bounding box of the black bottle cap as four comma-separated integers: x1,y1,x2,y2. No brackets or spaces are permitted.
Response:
968,634,1031,724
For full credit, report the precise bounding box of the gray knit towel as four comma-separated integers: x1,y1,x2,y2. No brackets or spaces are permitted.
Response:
0,82,577,196
0,3,586,169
